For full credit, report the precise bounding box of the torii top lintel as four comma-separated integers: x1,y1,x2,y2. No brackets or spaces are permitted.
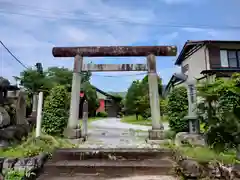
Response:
52,46,177,57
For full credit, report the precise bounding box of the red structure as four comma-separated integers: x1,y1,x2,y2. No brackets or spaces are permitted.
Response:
96,99,105,113
79,87,122,117
79,91,104,113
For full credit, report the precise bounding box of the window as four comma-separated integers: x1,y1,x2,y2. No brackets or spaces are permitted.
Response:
182,64,189,74
220,50,240,68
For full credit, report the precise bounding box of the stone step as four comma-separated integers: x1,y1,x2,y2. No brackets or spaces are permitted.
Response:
50,148,173,162
38,159,175,179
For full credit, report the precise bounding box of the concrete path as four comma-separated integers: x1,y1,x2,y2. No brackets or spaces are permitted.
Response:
79,118,169,148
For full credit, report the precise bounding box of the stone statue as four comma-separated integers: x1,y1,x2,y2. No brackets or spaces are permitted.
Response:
0,106,10,128
15,91,27,125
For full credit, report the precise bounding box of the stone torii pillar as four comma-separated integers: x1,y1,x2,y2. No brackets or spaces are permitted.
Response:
52,46,177,140
147,54,164,140
64,54,83,138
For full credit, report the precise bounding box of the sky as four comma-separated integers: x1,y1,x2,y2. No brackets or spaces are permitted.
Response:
0,0,240,92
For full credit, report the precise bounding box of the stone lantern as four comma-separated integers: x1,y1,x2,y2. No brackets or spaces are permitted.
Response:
173,73,200,134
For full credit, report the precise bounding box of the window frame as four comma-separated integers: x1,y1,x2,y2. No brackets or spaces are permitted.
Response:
182,64,189,74
220,49,240,68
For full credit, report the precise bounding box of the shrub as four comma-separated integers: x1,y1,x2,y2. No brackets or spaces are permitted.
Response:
3,169,28,180
164,130,176,140
160,99,168,116
0,132,76,158
141,108,151,119
96,111,108,117
197,74,240,151
42,85,70,135
167,86,189,133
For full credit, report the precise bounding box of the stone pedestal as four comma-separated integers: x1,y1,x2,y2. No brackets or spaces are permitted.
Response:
184,115,200,134
148,129,165,140
63,127,81,139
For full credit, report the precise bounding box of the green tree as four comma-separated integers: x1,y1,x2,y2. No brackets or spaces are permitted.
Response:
125,80,144,119
125,74,163,120
81,82,99,117
197,73,240,151
17,68,50,92
141,75,163,96
46,67,91,88
167,86,188,133
42,85,70,135
17,67,92,92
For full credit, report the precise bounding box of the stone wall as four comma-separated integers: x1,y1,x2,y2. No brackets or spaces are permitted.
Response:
0,89,31,148
0,153,48,179
174,153,240,180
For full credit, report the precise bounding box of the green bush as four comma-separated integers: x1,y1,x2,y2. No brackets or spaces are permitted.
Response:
42,85,70,135
167,86,189,133
164,130,176,140
197,74,240,151
3,169,27,180
96,111,108,117
0,132,76,158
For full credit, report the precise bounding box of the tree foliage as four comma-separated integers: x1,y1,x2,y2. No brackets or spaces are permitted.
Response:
17,67,91,92
167,86,189,133
46,67,91,89
42,85,70,135
197,73,240,151
16,69,50,92
124,75,163,119
17,67,98,116
81,82,99,117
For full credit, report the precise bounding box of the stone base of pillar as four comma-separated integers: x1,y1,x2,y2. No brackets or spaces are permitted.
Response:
63,127,81,139
148,129,165,140
30,111,37,118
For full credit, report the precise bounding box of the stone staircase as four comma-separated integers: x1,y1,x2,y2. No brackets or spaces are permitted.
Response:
38,148,177,179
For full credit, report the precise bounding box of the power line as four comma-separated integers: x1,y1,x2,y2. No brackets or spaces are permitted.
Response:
0,41,28,69
1,7,240,30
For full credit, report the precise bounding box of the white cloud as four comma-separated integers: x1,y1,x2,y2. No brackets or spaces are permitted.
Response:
158,32,179,45
181,27,207,33
159,0,196,4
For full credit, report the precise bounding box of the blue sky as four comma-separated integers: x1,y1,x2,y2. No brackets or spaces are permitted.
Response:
1,0,240,92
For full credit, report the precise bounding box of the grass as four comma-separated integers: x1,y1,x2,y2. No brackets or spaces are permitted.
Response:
163,143,237,164
121,115,151,126
180,146,237,164
79,117,102,126
121,115,168,126
0,131,76,158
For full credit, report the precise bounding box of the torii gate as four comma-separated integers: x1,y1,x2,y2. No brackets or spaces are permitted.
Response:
52,46,177,140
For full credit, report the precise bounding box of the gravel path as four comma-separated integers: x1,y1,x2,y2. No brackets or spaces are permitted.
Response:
79,118,169,148
90,118,169,131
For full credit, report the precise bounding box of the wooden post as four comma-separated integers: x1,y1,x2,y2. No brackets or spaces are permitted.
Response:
82,100,88,139
36,92,43,137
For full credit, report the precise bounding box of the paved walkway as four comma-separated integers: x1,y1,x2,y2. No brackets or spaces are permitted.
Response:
79,118,169,148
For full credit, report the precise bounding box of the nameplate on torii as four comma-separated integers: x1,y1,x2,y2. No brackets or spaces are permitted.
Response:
81,64,148,72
